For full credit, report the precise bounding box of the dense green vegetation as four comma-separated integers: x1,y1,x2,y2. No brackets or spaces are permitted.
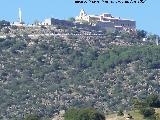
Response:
132,94,160,120
0,20,10,29
64,108,105,120
96,45,160,70
105,94,160,120
23,94,160,120
24,113,39,120
0,26,160,119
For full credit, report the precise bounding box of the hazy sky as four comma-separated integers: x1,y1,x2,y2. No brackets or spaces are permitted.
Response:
0,0,159,35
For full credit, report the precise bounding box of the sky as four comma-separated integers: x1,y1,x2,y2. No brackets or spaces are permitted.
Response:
0,0,159,35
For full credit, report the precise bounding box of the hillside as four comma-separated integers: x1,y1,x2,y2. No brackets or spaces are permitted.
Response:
0,24,160,119
106,108,160,120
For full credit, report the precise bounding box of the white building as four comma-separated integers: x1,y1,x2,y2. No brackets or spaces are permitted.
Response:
42,18,52,26
75,9,136,30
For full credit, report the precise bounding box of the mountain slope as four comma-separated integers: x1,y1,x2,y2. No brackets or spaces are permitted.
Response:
0,27,160,119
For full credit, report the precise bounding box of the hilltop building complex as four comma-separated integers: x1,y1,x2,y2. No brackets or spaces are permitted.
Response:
10,8,136,31
75,9,136,31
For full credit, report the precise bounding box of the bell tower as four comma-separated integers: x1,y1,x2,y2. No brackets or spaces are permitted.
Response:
80,9,87,17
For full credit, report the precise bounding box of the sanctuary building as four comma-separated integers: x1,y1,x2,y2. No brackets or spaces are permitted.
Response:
75,9,136,31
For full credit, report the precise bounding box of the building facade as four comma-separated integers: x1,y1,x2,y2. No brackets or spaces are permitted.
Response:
75,9,136,30
42,18,74,27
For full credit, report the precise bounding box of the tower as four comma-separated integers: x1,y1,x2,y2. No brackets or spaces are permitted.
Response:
80,9,87,17
19,8,22,23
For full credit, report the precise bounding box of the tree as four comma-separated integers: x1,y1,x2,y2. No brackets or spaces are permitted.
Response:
24,113,39,120
1,28,10,34
137,30,147,39
67,17,75,22
0,20,10,29
146,94,160,108
78,108,105,120
64,108,105,120
140,107,155,118
132,98,148,109
64,108,79,120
